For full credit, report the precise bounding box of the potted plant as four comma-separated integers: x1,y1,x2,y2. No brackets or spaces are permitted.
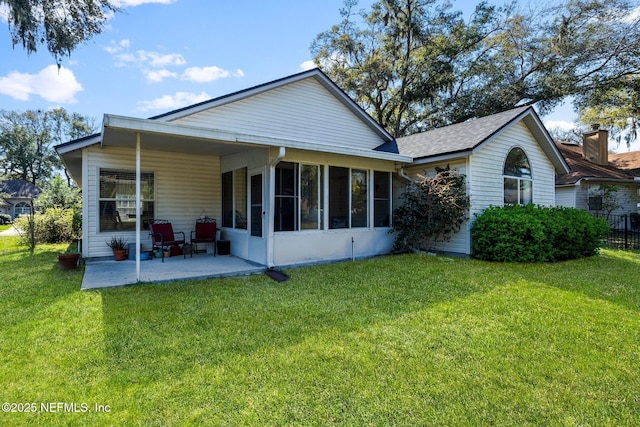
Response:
106,236,128,261
57,245,81,270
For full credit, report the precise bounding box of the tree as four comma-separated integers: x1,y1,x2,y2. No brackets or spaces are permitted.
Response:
577,76,640,151
0,108,97,186
312,0,640,136
312,0,503,136
391,166,469,252
36,175,81,212
1,0,119,63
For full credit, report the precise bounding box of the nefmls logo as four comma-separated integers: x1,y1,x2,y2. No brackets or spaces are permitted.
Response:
40,402,90,413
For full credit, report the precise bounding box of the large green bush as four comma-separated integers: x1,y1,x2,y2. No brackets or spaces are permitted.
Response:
471,205,610,262
14,207,79,244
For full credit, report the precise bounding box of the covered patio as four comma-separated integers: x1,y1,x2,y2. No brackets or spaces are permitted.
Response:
81,253,265,289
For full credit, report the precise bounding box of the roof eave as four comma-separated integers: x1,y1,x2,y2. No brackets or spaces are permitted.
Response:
411,150,472,165
103,114,411,163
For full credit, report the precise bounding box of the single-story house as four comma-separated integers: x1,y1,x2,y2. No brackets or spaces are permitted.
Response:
55,69,412,272
0,179,41,220
55,69,571,272
396,106,570,255
555,127,640,216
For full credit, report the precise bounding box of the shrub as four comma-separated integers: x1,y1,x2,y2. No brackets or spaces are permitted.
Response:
391,167,469,252
471,205,610,262
0,214,11,225
14,207,79,244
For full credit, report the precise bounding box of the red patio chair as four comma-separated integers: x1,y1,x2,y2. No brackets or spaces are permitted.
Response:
190,218,216,257
149,220,186,262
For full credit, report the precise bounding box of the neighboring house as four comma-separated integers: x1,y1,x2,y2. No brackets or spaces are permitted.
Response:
555,127,640,216
55,69,412,266
0,179,42,220
396,106,570,256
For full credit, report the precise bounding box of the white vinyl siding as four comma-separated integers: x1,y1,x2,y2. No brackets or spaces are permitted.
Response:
172,79,385,151
581,182,638,216
555,187,577,208
470,122,556,211
400,122,557,256
402,160,469,255
83,145,220,258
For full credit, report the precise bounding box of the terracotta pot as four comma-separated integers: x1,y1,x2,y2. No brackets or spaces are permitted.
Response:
57,253,80,270
113,249,127,261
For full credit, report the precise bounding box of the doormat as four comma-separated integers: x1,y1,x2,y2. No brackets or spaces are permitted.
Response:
265,269,289,282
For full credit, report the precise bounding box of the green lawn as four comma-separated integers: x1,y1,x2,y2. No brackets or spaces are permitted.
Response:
1,236,639,426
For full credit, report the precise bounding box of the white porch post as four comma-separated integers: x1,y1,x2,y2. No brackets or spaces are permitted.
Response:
135,132,141,282
267,147,285,268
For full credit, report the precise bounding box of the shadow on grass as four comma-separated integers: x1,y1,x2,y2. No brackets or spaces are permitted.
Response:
97,254,502,382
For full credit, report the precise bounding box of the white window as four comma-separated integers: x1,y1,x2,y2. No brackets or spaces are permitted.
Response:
503,148,532,205
14,202,32,217
328,166,368,229
274,162,324,232
274,162,388,231
221,168,247,229
99,169,154,232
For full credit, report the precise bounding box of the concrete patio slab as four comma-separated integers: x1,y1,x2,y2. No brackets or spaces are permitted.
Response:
81,253,265,289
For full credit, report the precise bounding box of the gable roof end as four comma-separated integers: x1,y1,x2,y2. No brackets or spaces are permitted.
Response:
1,179,41,198
149,68,396,145
396,106,569,174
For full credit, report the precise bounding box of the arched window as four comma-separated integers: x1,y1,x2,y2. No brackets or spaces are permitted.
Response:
14,202,32,217
503,148,532,205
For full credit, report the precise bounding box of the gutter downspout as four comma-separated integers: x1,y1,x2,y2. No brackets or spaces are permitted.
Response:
398,166,413,182
266,147,286,269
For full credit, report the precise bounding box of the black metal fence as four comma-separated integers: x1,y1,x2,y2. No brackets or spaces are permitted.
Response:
594,213,640,250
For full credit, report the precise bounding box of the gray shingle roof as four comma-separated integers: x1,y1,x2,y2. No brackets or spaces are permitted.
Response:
1,179,41,198
396,106,531,159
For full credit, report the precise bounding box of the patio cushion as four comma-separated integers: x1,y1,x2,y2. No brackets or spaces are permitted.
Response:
192,221,216,243
152,223,175,242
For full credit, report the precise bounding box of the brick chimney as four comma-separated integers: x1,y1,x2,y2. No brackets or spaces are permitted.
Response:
582,124,609,166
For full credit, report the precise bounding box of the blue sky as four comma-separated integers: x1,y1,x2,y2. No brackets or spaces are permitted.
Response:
0,0,575,128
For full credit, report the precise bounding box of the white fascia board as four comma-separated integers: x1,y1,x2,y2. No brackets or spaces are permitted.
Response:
55,134,102,154
525,112,571,174
103,114,412,163
411,151,471,166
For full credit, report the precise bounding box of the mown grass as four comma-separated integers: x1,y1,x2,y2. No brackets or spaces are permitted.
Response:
1,236,639,426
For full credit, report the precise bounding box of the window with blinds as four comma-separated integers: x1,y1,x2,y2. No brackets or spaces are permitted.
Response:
99,169,155,232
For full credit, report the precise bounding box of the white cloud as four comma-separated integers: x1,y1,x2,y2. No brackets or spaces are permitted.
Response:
181,66,244,83
141,51,186,67
623,5,640,23
137,91,211,111
0,65,83,103
0,3,9,24
114,50,186,67
144,69,178,83
545,120,575,132
299,60,317,71
104,39,131,54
